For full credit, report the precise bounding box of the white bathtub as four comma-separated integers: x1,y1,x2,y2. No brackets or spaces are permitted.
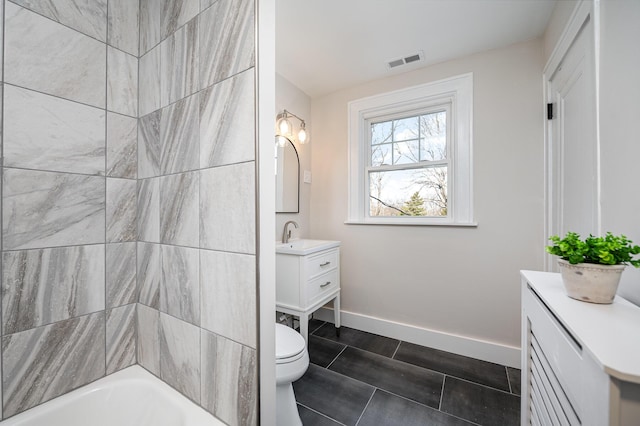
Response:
0,366,224,426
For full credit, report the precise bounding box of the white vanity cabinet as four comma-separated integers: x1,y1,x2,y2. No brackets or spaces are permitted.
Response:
521,271,640,426
276,241,341,342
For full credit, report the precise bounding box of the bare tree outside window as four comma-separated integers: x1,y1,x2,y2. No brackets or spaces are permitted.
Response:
368,110,448,217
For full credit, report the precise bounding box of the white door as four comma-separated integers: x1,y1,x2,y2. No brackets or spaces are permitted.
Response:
547,16,599,246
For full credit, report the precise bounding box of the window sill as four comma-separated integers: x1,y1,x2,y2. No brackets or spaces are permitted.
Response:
344,219,478,227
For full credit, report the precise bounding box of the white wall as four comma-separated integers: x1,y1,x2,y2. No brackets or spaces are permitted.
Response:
599,0,640,306
309,39,545,356
275,73,312,240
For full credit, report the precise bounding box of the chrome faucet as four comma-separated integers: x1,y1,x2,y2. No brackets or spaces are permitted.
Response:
281,221,299,243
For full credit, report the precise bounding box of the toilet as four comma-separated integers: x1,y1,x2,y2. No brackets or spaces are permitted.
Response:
275,323,309,426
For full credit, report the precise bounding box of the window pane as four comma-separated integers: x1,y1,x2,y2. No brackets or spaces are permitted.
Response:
369,167,448,217
419,111,447,161
371,143,392,167
371,121,393,145
393,116,419,141
392,140,420,165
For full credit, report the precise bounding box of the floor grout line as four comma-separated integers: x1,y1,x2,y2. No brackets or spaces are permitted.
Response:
306,337,519,425
505,365,513,394
325,345,348,370
308,320,326,336
391,340,401,358
438,375,446,410
297,402,347,425
354,388,376,426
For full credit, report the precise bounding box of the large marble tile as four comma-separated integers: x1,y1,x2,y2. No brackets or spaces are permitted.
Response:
2,312,106,418
162,0,199,40
4,85,105,175
200,163,255,254
201,330,257,425
2,245,105,335
139,0,162,56
107,47,138,117
160,313,200,402
3,169,106,250
1,1,4,83
200,250,256,348
199,0,255,89
138,178,160,243
5,2,106,108
107,0,139,55
161,18,199,107
139,46,162,117
161,245,199,325
106,304,136,375
161,93,199,175
106,178,137,243
160,172,199,247
138,110,162,179
137,303,160,376
200,68,255,168
10,0,108,41
138,243,161,309
106,242,137,308
107,113,137,179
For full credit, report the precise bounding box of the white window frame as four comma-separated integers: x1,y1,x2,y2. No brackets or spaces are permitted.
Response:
347,73,475,226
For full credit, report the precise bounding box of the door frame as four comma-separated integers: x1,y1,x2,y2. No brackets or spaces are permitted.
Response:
543,0,601,270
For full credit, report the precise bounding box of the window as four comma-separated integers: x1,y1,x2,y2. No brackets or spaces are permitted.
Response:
347,73,474,225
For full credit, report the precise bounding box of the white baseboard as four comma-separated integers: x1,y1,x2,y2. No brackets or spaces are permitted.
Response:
313,307,521,368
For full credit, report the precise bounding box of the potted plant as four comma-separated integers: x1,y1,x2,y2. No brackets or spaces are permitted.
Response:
546,232,640,304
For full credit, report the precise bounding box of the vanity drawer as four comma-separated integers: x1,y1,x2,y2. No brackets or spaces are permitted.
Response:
307,270,339,305
306,249,339,279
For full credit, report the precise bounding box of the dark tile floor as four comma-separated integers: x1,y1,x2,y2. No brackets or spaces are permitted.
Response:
293,320,521,426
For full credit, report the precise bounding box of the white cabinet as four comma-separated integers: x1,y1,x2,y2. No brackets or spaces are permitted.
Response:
276,242,341,342
521,271,640,426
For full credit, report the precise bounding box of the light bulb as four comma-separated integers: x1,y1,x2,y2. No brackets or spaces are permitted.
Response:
277,116,292,136
298,128,308,144
276,136,287,147
298,122,308,144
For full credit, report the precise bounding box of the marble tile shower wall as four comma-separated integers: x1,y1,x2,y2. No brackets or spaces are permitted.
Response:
0,0,139,420
136,0,258,425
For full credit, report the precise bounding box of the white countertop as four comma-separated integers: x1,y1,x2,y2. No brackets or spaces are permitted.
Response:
521,270,640,384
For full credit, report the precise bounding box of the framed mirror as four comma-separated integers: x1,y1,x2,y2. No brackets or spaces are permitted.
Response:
275,136,300,213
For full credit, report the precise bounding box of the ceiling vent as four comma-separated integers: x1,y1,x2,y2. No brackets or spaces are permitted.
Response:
386,51,424,70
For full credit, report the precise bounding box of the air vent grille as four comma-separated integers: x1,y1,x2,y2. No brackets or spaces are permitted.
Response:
387,51,424,70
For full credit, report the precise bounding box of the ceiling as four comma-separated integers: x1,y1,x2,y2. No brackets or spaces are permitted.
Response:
276,0,557,98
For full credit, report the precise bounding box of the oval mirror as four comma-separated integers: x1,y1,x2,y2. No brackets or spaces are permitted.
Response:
275,136,300,213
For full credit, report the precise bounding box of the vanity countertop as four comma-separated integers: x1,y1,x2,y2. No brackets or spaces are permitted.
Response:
275,239,340,256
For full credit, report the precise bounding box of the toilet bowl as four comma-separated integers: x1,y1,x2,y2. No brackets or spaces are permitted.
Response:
275,323,309,426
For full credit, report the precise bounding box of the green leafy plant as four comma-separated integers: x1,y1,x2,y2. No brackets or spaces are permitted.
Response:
546,232,640,267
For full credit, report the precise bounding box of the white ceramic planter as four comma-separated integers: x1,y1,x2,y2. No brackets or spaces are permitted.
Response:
558,259,625,304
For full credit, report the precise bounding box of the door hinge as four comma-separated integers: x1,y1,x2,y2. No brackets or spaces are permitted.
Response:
547,103,554,120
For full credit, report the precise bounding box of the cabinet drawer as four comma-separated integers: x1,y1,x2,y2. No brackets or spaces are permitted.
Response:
306,249,338,279
307,270,339,305
525,285,583,415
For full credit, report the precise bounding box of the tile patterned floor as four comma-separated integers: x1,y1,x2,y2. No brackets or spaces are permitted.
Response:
293,320,521,426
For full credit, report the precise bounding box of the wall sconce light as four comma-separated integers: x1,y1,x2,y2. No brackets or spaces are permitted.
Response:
276,109,310,145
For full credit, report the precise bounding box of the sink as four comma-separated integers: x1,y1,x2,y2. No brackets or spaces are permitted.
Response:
275,239,340,255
